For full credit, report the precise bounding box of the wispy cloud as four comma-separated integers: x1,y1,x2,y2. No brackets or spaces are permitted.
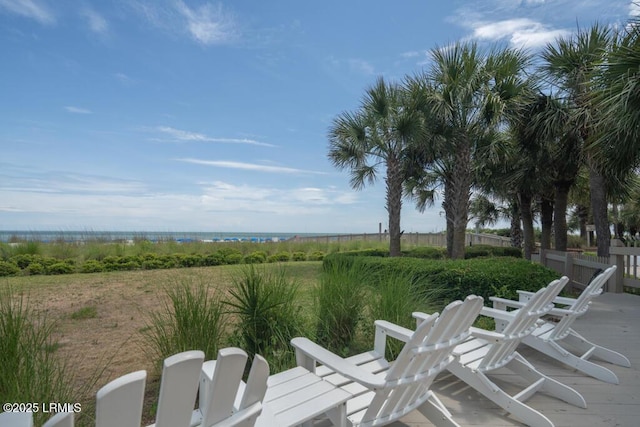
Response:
471,18,570,48
174,0,238,45
115,72,135,85
326,55,376,76
130,0,239,45
177,158,327,175
155,126,275,147
0,0,55,24
64,106,92,114
81,8,109,35
348,59,375,75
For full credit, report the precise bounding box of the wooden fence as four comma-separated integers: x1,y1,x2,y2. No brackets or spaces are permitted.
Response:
293,232,512,247
531,241,640,293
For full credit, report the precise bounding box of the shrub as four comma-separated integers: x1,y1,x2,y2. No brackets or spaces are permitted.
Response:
0,261,20,277
225,265,303,372
202,253,225,266
25,263,45,276
267,252,290,263
141,278,227,372
47,263,75,275
465,245,522,259
307,251,325,261
80,260,104,273
403,247,446,259
291,251,307,261
244,251,267,264
224,253,243,265
10,254,35,269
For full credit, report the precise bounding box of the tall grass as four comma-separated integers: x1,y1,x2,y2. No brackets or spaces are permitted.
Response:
365,269,444,359
314,257,370,355
225,265,303,372
0,286,78,425
141,277,227,371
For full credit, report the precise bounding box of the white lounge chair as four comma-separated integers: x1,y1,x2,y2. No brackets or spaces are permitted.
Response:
42,412,74,427
290,295,485,427
192,348,269,427
491,265,630,384
429,277,586,427
149,350,204,427
0,412,33,427
96,370,147,427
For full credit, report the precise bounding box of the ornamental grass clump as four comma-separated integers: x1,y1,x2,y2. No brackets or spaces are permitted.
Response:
314,256,370,355
142,277,227,371
225,265,303,372
0,287,78,425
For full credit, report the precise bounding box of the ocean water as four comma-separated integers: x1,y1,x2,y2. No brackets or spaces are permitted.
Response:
0,230,315,243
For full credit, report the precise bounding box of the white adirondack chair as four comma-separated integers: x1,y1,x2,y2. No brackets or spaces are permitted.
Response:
148,350,205,427
290,295,485,427
0,412,33,427
192,347,269,427
491,265,630,384
42,412,74,427
95,370,147,427
432,277,586,427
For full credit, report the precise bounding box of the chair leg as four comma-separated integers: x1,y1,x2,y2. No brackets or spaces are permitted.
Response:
562,331,631,367
416,392,461,427
446,363,554,427
507,354,587,408
523,336,620,384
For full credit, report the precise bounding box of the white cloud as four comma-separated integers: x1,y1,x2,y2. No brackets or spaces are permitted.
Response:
82,8,109,35
115,72,135,85
64,106,92,114
130,0,239,45
174,0,238,45
155,126,275,147
631,1,640,16
177,158,327,175
0,0,54,24
471,18,571,48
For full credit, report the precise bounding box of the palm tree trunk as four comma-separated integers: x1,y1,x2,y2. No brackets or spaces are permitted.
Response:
449,142,472,260
386,158,403,257
509,200,523,249
540,196,553,250
589,167,610,257
554,182,571,251
519,192,535,260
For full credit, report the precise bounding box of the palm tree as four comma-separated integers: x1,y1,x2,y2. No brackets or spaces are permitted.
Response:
328,77,425,257
406,42,532,259
541,24,613,256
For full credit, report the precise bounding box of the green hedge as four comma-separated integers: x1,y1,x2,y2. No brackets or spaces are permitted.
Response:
322,254,558,305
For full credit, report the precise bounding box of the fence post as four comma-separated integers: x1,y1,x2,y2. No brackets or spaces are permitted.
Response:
610,240,625,293
564,252,574,287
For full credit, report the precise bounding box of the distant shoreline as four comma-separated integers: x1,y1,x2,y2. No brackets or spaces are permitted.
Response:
0,230,325,244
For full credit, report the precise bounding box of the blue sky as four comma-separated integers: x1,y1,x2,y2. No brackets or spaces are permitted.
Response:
1,0,637,234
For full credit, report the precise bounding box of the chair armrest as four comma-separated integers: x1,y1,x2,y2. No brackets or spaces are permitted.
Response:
547,307,574,317
489,296,525,310
291,337,385,389
552,296,578,306
480,306,518,322
412,311,439,329
374,320,414,343
469,327,504,343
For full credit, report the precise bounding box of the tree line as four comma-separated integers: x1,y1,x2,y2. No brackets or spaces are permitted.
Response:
328,20,640,259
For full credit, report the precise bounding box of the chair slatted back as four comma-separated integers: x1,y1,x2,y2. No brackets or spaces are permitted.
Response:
478,277,567,371
549,266,616,340
239,354,269,411
42,412,73,427
361,295,484,424
200,348,248,427
95,370,146,427
154,350,204,427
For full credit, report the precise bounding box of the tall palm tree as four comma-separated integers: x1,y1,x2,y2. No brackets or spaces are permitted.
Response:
328,77,425,257
406,42,532,259
541,24,613,256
